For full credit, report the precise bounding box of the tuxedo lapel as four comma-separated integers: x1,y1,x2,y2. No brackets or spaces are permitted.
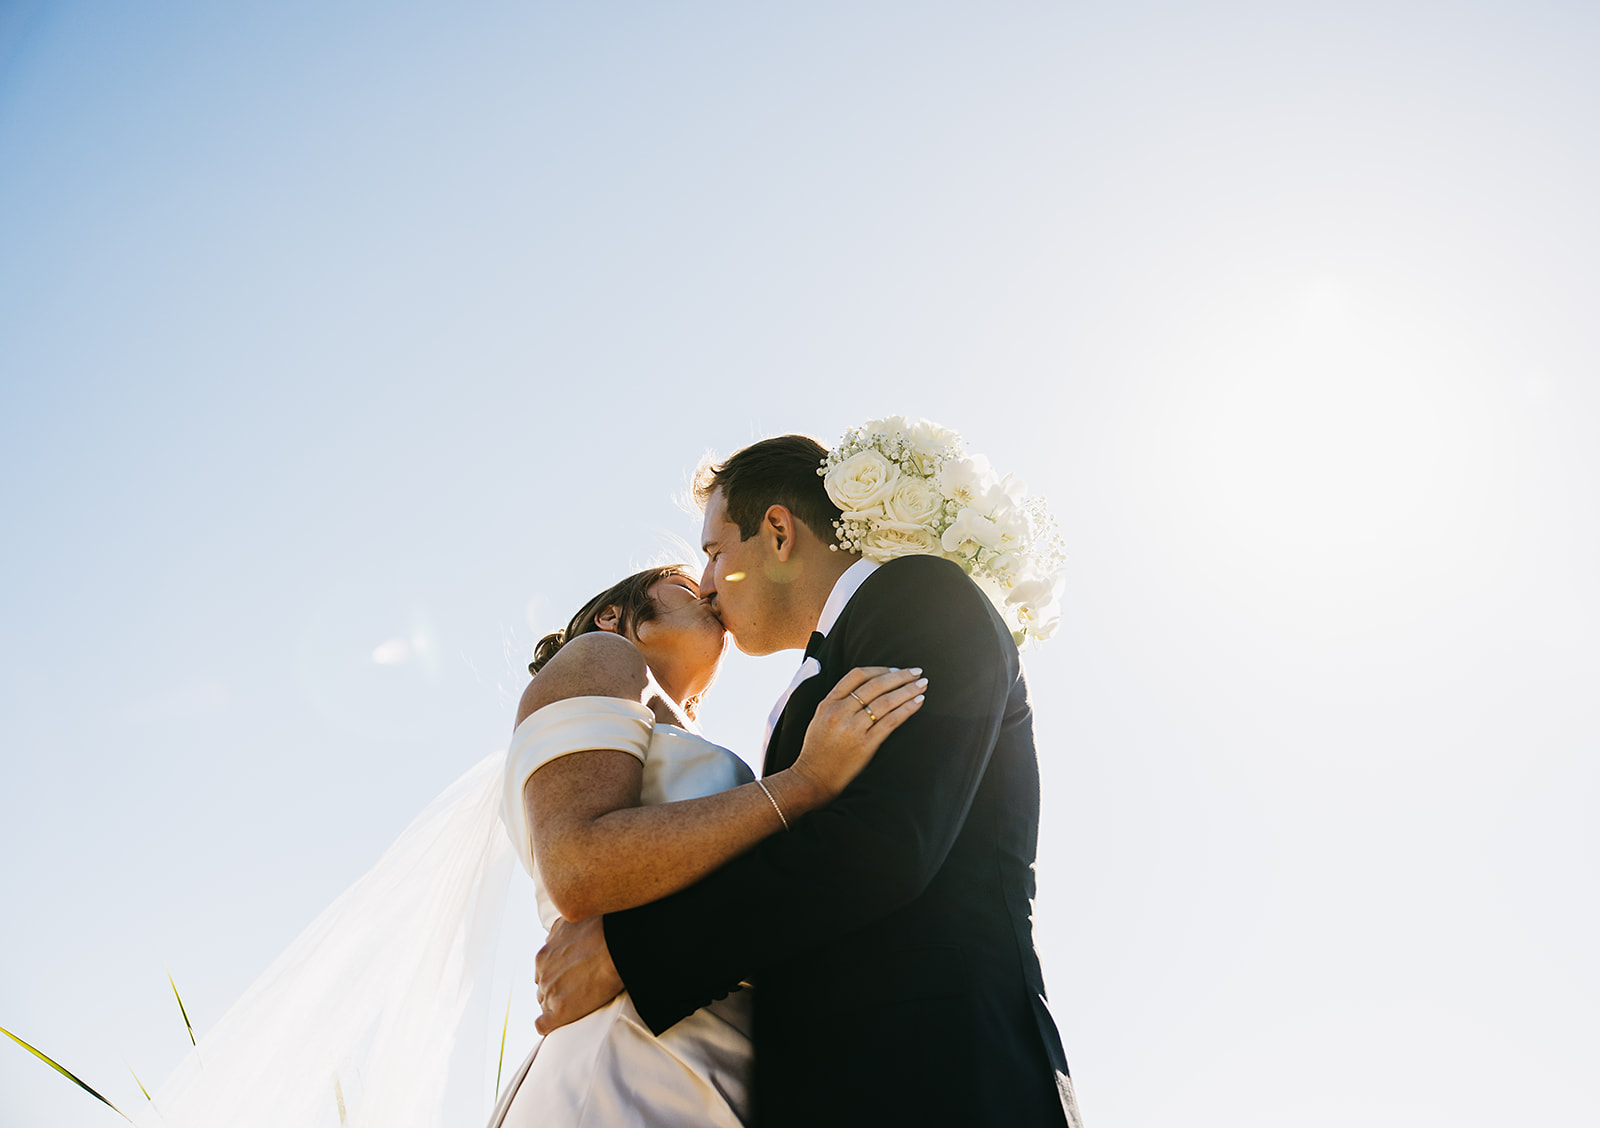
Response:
762,632,837,776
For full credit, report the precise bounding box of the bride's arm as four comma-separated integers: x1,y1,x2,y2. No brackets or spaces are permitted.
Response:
519,638,925,923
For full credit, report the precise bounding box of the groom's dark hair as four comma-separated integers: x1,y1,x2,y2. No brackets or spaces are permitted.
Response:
695,434,842,545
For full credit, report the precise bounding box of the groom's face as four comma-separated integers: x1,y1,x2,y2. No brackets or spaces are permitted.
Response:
699,488,787,656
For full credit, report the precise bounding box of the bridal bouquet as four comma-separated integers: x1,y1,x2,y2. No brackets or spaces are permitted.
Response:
820,416,1067,643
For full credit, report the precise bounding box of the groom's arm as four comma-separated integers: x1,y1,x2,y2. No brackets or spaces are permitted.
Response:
601,554,1016,1034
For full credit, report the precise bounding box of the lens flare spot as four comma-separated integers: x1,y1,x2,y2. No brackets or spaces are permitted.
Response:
724,571,746,582
371,638,412,665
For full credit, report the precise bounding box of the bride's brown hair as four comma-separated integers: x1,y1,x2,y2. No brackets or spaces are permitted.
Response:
529,564,697,676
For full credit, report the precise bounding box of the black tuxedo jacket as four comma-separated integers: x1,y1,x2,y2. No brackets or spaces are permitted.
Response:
604,555,1075,1127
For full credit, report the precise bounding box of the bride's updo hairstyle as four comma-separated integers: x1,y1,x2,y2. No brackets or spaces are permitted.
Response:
529,564,695,676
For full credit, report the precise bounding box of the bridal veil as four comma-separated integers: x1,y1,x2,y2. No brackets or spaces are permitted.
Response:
136,750,516,1128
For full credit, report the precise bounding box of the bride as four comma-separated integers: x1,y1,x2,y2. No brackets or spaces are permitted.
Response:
490,564,924,1127
132,563,923,1128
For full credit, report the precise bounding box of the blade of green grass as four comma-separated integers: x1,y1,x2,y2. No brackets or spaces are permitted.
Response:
165,965,197,1047
0,1024,133,1123
494,988,514,1097
125,1061,151,1101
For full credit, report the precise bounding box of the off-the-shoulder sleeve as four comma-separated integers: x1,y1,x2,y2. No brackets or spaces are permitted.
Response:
500,697,654,897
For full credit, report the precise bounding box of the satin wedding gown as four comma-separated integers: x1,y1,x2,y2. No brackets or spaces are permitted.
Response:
489,696,757,1128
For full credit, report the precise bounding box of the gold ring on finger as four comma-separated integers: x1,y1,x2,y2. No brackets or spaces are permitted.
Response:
864,704,879,723
848,689,869,709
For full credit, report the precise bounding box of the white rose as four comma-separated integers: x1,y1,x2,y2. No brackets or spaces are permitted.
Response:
940,507,1003,557
824,449,900,513
936,455,1003,512
859,520,942,561
882,476,943,527
906,417,959,455
902,418,958,474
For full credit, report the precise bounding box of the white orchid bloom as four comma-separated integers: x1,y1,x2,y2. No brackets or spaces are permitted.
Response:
936,455,1003,512
988,551,1029,586
991,503,1035,553
1006,574,1063,640
940,507,1001,557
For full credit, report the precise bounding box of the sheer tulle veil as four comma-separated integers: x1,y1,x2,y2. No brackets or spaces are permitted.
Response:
136,750,516,1128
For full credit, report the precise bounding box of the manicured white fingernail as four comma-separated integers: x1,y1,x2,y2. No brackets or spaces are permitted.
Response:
915,677,928,688
909,667,923,675
913,694,925,703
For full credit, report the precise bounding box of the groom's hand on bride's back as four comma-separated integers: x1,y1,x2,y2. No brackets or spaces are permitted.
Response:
535,916,623,1034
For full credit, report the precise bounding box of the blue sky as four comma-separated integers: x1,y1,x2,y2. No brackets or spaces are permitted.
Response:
4,3,1598,1125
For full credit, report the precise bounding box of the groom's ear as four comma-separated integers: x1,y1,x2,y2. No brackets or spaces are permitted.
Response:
763,504,798,561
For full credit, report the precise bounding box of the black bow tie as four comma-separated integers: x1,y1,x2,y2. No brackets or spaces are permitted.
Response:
804,631,827,662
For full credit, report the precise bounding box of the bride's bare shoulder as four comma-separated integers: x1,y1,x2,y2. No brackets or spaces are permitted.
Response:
515,633,648,727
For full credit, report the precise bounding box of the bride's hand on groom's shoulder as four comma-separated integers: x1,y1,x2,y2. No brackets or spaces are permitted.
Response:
535,916,624,1035
790,666,928,804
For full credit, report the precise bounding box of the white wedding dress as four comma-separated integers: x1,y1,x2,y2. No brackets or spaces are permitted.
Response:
488,696,757,1128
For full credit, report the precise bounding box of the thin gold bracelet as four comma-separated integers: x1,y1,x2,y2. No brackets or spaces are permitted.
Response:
755,778,791,831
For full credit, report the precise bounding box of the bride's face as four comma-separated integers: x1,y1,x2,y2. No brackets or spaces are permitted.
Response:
629,575,728,704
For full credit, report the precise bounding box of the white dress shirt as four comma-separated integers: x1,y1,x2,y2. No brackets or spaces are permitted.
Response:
760,557,881,757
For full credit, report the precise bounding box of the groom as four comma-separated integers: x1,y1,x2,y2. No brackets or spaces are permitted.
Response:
536,435,1081,1127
